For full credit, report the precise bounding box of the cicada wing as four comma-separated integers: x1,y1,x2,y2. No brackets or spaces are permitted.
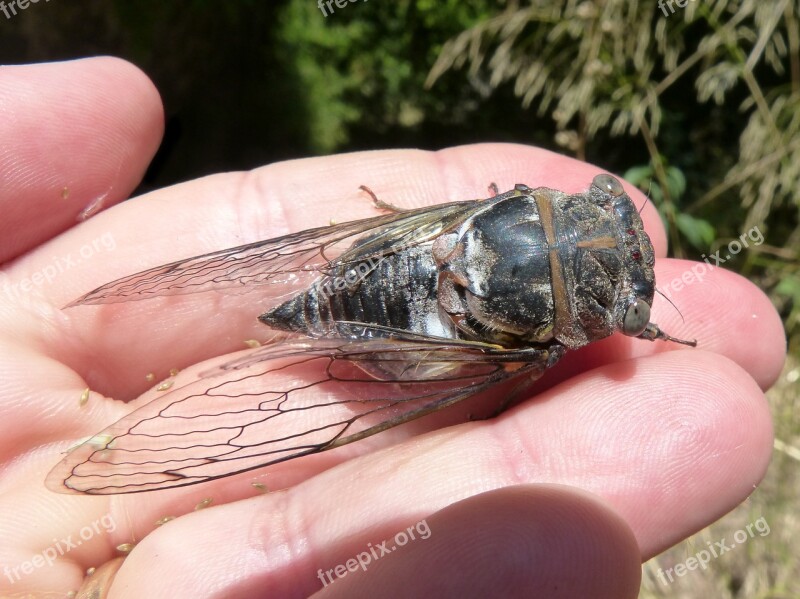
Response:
67,201,478,307
47,335,557,495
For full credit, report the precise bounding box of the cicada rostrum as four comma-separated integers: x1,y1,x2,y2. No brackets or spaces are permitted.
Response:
47,174,695,495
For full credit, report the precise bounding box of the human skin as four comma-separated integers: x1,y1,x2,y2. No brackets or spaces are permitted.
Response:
0,57,784,598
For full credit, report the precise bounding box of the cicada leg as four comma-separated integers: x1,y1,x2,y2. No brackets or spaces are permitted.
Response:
359,185,408,214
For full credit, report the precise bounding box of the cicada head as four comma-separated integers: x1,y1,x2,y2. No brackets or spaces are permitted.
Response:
590,174,657,338
592,174,696,347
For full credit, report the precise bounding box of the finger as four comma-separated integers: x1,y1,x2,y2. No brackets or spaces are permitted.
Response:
83,347,770,594
0,56,163,262
552,259,786,392
8,146,664,398
24,228,782,413
650,259,786,389
107,486,641,598
311,486,640,599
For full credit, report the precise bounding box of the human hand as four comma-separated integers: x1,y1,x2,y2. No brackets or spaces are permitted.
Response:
0,57,784,598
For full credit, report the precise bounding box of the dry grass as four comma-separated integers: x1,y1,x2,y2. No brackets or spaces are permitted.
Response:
640,354,799,598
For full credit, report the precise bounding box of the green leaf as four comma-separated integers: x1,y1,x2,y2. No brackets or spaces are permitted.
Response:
648,184,664,204
775,276,800,300
623,165,654,188
665,166,686,200
676,213,716,248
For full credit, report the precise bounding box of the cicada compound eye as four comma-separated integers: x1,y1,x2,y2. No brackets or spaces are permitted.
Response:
592,174,625,197
623,298,651,336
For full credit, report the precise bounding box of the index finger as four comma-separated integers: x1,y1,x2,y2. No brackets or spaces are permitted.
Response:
0,57,163,262
13,144,666,398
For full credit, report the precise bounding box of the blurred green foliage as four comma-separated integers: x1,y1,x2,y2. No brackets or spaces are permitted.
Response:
277,0,540,152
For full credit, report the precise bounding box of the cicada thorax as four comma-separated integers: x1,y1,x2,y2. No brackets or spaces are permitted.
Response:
432,188,556,346
433,176,657,350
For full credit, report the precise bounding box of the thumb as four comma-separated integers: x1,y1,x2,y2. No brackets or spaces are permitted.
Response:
312,484,641,599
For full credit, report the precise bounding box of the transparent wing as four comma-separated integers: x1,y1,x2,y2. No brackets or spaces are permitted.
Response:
47,333,559,495
67,201,479,307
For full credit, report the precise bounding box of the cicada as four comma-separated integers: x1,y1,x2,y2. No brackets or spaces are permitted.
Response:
47,174,695,495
